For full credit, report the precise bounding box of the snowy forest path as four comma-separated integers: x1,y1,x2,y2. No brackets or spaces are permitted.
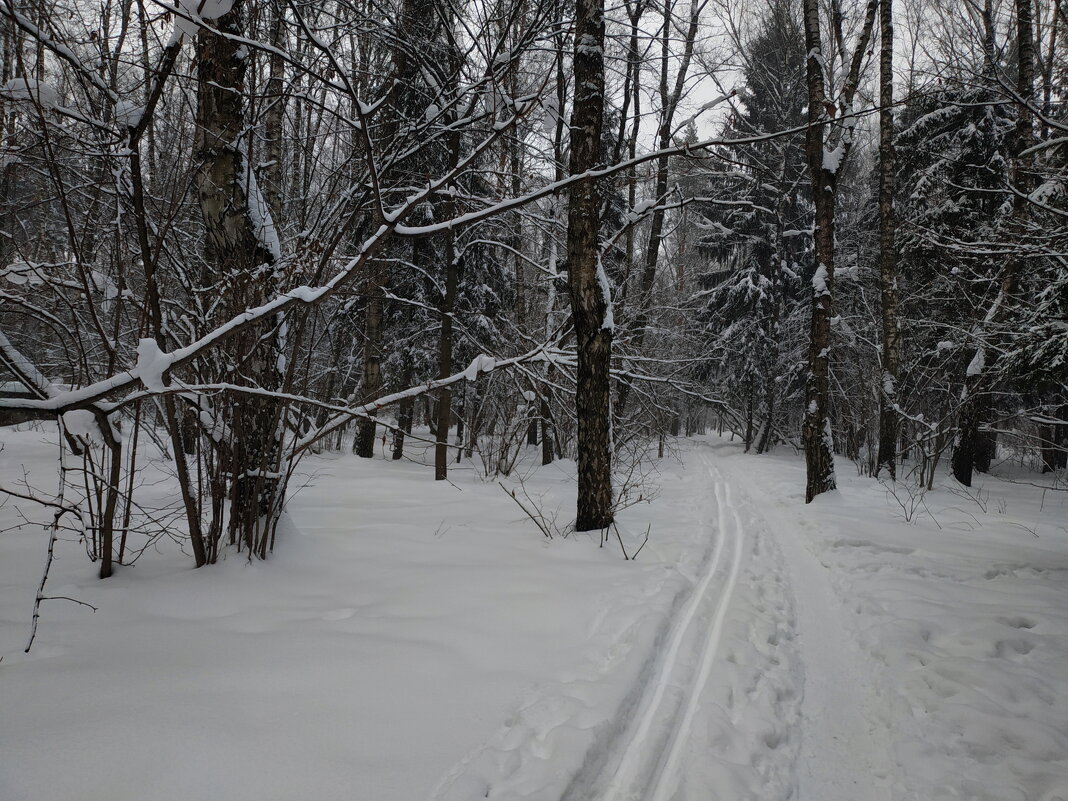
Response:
581,458,747,801
710,441,896,801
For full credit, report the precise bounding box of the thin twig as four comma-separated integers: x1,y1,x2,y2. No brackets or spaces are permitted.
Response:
632,524,651,560
498,481,553,539
613,522,630,560
40,596,98,612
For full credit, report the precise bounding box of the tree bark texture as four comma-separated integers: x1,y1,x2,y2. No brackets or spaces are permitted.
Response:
355,258,383,459
194,0,284,552
801,0,837,502
567,0,614,531
800,0,876,502
875,0,900,479
434,234,460,480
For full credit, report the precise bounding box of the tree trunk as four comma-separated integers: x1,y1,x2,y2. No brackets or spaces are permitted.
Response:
801,0,838,502
567,0,613,531
1041,406,1068,472
454,387,465,464
540,392,554,465
755,376,776,454
744,385,754,452
800,0,876,502
98,431,122,579
194,0,284,552
393,356,413,460
434,159,461,480
263,2,285,224
875,0,900,480
355,259,383,459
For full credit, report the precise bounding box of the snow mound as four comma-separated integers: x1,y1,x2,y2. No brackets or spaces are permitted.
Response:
134,338,168,392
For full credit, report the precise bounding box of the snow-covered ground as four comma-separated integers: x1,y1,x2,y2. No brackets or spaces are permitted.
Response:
1,426,1066,801
711,440,1068,801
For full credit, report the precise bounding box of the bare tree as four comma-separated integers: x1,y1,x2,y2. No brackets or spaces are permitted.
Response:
800,0,877,502
567,0,614,530
875,0,901,479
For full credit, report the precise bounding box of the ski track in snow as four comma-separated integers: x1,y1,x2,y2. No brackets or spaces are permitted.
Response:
761,493,895,801
430,445,804,801
713,445,896,801
593,473,745,801
6,431,1066,801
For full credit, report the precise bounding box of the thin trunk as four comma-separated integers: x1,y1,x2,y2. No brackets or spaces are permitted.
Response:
355,261,383,458
540,393,554,465
744,386,754,452
264,2,286,224
125,38,206,565
1041,405,1068,472
454,387,465,464
0,20,15,268
393,356,413,460
98,435,121,579
433,246,457,479
875,0,900,479
434,134,462,480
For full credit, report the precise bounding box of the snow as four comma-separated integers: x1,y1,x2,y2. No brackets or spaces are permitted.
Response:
822,143,845,174
134,337,167,392
596,256,615,331
0,430,730,801
2,261,44,286
114,99,144,129
629,199,656,220
709,440,1068,801
575,33,602,57
463,354,495,381
59,409,100,441
284,285,323,303
811,264,830,297
1,429,1066,801
1030,178,1063,205
237,142,282,262
170,0,235,42
0,78,59,109
541,94,560,137
882,370,895,397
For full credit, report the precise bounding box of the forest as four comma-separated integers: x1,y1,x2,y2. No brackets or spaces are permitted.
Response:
0,0,1067,797
0,0,1064,569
